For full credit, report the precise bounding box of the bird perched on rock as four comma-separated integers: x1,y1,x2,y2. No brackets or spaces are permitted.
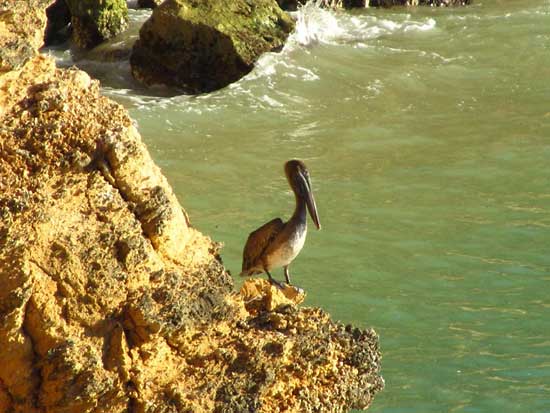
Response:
240,160,321,288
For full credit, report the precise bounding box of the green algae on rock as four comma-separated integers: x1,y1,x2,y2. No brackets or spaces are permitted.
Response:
130,0,295,93
65,0,129,49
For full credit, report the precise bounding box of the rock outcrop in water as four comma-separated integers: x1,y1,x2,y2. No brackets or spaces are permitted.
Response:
61,0,129,49
0,3,383,412
130,0,295,93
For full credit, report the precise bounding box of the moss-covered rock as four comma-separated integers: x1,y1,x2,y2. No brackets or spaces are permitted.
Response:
130,0,295,93
65,0,129,49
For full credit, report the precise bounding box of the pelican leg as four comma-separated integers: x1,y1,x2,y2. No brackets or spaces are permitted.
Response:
283,266,304,293
265,269,285,289
283,265,291,285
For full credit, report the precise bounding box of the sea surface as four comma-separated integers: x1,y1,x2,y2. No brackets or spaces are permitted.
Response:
45,1,550,411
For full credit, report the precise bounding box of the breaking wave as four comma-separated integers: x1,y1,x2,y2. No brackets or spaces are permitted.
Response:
288,1,436,47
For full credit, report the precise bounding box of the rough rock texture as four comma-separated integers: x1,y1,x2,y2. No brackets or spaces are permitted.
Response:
0,0,52,72
0,54,220,412
0,3,383,413
130,0,295,93
65,0,129,49
240,278,307,314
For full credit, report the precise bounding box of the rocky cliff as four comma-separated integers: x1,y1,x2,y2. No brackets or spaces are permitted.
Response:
0,3,383,413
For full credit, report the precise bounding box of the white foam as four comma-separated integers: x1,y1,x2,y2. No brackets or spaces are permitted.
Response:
259,94,284,108
292,1,345,46
243,2,437,88
403,18,436,32
288,2,438,47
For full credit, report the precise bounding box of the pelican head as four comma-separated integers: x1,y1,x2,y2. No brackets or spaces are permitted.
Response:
285,160,321,230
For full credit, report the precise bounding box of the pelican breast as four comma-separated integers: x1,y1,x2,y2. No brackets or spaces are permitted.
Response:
265,222,307,270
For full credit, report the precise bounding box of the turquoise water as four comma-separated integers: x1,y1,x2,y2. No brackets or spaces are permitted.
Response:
47,1,550,411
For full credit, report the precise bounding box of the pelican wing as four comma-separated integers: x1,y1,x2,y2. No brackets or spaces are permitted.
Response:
241,218,284,275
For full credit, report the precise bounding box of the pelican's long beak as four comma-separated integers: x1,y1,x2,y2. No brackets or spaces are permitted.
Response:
301,173,321,230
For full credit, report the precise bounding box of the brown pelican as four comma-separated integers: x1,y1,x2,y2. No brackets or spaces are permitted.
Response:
240,160,321,287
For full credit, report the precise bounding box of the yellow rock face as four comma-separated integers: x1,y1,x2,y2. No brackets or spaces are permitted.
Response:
240,278,306,314
0,0,52,72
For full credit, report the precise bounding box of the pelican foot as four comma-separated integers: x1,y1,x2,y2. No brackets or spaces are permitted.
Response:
291,285,305,295
268,277,287,290
268,279,305,296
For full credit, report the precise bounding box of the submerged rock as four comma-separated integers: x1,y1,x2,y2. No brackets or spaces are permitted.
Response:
65,0,129,49
0,3,383,412
130,0,295,93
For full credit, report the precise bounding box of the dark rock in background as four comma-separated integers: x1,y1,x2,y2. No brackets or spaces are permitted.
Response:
65,0,129,49
44,0,71,45
137,0,164,9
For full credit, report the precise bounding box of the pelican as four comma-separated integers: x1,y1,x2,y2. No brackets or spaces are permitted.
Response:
240,160,321,287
